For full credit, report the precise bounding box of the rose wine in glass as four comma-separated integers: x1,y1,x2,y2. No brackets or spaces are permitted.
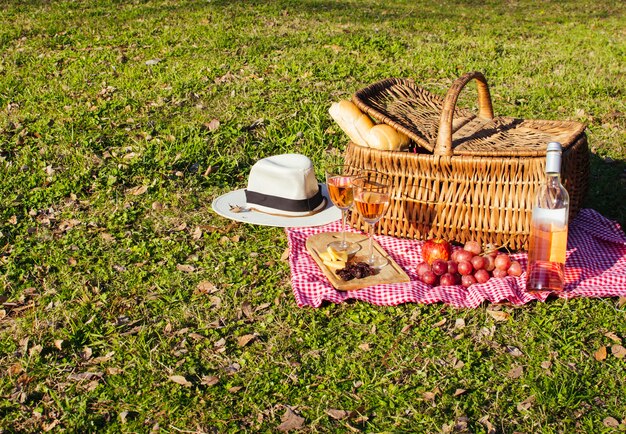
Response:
325,166,360,256
353,172,390,269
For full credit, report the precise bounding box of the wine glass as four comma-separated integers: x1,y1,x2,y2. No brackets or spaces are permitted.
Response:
352,171,391,269
325,165,361,256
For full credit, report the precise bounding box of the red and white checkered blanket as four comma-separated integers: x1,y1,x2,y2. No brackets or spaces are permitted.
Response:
286,209,626,308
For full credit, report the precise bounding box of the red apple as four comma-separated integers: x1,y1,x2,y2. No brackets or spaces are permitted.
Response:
422,239,452,265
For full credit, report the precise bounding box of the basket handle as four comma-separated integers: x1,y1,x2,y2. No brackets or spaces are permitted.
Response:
435,71,494,156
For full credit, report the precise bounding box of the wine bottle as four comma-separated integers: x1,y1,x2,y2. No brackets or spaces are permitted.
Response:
526,142,570,293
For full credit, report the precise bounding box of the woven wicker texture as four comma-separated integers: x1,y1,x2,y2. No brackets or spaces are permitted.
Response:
353,72,587,157
345,72,590,250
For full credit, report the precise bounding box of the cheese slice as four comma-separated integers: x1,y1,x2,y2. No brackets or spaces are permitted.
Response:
327,246,348,262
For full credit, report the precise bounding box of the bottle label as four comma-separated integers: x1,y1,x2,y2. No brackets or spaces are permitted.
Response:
531,207,567,229
529,207,568,264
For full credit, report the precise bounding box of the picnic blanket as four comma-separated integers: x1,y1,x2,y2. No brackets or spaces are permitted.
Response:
286,209,626,308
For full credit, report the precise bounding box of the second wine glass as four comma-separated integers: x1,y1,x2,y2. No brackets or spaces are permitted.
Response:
352,171,391,270
325,165,361,256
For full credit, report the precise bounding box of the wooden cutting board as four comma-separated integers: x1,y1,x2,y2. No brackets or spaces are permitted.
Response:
305,232,411,291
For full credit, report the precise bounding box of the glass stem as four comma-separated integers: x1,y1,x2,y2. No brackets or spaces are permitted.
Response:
368,222,375,262
341,209,347,248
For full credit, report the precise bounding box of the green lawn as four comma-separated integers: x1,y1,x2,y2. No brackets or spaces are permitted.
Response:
1,0,625,432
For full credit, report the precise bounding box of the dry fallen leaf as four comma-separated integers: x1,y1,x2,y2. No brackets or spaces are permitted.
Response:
603,416,620,428
507,365,524,379
191,226,203,240
604,332,622,343
277,407,305,432
326,409,349,420
505,346,524,357
453,388,467,397
454,318,466,329
478,416,496,434
126,185,148,196
540,360,552,369
358,343,371,352
201,375,219,386
281,248,290,262
594,346,607,361
43,420,60,432
422,391,437,402
228,386,242,393
8,215,17,225
196,280,219,294
487,309,510,322
237,334,257,347
8,363,23,376
101,232,115,242
176,264,195,273
432,318,447,327
81,346,92,360
169,375,192,387
241,302,253,319
611,344,626,359
517,395,535,412
205,119,220,131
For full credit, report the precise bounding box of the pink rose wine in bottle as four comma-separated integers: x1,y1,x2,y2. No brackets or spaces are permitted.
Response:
526,142,570,293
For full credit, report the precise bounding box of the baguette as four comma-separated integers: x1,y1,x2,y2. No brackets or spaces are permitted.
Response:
328,100,373,148
367,124,410,151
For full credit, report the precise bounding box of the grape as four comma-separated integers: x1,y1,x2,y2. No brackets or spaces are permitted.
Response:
474,269,490,284
456,250,473,263
415,262,431,277
447,260,459,275
461,275,477,288
508,261,523,277
471,255,486,270
457,260,473,276
421,270,437,285
494,254,512,270
492,268,508,278
483,255,496,272
440,273,457,286
431,259,448,276
450,249,461,262
463,240,482,256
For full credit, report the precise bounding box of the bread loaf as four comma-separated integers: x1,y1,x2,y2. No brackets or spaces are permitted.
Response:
328,100,373,148
367,124,410,151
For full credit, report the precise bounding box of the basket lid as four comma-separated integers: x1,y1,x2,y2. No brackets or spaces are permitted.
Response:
352,73,586,157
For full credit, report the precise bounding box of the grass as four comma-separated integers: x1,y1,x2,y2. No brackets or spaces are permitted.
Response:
1,0,625,432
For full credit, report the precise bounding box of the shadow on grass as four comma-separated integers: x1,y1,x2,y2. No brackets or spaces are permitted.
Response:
584,153,626,228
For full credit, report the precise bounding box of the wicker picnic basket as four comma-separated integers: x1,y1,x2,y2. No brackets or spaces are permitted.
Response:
344,71,590,250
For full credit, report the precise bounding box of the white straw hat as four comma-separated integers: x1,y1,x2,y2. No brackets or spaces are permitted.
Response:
211,154,341,227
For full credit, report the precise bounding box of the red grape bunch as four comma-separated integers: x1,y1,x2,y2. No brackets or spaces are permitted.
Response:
416,240,523,288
